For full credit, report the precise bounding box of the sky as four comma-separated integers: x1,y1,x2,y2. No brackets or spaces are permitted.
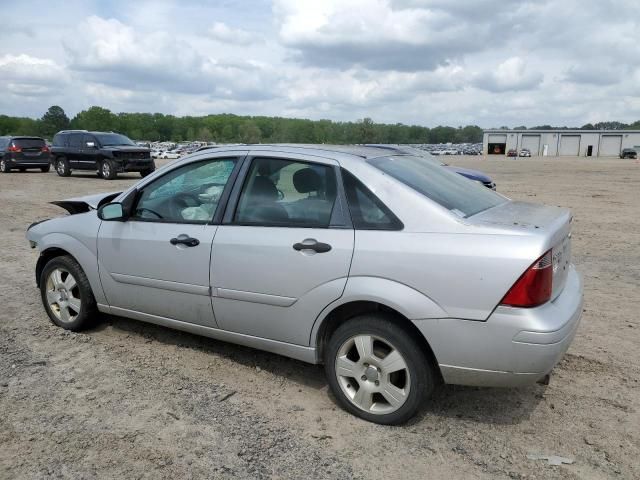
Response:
1,0,639,127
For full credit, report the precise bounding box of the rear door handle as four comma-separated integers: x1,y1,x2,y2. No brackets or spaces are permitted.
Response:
293,239,332,253
170,235,200,247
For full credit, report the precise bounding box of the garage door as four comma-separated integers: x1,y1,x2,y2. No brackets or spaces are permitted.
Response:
488,134,507,144
559,135,580,156
521,135,541,155
599,135,622,156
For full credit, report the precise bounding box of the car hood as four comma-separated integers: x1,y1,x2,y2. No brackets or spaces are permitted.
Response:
444,165,492,183
103,146,150,153
50,191,121,214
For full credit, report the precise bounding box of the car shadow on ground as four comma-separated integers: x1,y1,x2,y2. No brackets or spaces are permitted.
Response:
92,313,545,426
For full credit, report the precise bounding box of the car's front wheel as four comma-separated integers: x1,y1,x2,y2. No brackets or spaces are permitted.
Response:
101,159,117,180
324,314,436,425
40,255,97,331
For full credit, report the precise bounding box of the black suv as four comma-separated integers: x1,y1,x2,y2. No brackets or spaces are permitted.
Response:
620,148,637,159
0,136,51,173
51,130,155,180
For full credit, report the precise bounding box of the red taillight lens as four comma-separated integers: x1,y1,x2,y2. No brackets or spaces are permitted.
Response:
500,250,553,308
7,144,21,153
41,145,50,153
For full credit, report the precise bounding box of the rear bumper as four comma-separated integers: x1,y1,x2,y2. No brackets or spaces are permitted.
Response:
414,265,584,387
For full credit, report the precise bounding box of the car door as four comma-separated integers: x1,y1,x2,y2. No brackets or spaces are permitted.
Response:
67,133,83,167
210,152,355,346
82,134,100,170
98,153,245,326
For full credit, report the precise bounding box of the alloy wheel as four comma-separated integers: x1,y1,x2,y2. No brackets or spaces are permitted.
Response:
102,161,110,177
334,334,411,415
56,161,65,175
0,159,7,172
45,268,81,323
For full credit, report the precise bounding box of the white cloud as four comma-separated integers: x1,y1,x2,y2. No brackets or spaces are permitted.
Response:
473,57,543,93
208,22,258,46
0,54,68,97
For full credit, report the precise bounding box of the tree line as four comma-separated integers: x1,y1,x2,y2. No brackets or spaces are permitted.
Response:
2,105,639,144
0,106,483,144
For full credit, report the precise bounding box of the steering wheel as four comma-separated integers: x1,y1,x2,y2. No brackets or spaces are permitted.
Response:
169,192,201,219
135,207,163,219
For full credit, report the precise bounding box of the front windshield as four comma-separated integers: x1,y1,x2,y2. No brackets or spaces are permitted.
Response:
369,155,507,218
95,133,135,146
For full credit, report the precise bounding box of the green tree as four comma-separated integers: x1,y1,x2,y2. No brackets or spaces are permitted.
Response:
40,106,70,138
72,106,117,131
238,120,261,143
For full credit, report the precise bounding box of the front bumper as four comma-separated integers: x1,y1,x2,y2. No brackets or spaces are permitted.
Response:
414,265,584,387
115,159,154,172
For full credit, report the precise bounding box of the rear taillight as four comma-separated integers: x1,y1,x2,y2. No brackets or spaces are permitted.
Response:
41,145,50,153
7,144,21,153
500,250,552,308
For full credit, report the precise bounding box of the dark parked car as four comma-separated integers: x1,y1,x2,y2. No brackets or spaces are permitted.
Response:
507,149,518,157
0,136,51,173
620,148,637,159
51,130,155,180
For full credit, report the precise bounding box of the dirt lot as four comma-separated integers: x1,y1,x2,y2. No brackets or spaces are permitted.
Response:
1,155,639,479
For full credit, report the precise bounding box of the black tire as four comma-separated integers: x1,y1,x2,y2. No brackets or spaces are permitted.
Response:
101,159,117,180
40,255,97,331
0,159,11,173
56,157,71,177
324,314,436,425
140,166,155,177
18,168,26,172
40,165,51,173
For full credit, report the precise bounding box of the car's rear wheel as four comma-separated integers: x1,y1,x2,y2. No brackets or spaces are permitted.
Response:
0,159,11,173
40,255,97,331
324,314,436,425
101,159,117,180
56,157,71,177
140,167,155,177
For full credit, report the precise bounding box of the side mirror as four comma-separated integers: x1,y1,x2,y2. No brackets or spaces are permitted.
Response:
97,202,125,221
86,141,96,148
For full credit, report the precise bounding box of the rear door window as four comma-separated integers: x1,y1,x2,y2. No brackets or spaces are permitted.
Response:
68,134,83,148
234,157,338,227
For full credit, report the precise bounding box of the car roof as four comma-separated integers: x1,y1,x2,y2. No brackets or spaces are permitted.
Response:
197,143,402,161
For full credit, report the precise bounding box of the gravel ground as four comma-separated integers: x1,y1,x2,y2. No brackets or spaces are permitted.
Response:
1,156,639,479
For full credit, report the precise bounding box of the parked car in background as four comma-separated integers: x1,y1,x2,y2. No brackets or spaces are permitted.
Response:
620,148,637,159
51,130,155,180
159,150,181,159
0,136,51,173
507,149,518,157
519,148,531,157
27,144,582,425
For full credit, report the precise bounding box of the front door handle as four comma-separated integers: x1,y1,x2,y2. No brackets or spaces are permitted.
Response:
293,239,332,253
170,235,200,247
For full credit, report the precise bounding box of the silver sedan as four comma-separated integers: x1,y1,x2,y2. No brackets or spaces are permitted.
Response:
26,145,583,424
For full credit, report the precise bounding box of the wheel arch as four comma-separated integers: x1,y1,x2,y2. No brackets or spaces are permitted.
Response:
313,299,443,382
34,233,106,305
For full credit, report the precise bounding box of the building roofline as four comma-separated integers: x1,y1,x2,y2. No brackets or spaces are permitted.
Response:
484,129,640,134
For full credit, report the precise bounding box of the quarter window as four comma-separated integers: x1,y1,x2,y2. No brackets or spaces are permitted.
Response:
234,157,337,227
342,169,403,230
68,134,83,148
132,158,237,224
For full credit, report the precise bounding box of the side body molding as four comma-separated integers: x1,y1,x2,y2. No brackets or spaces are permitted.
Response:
309,276,447,348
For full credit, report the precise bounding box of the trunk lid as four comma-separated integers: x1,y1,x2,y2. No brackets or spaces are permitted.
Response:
470,201,573,300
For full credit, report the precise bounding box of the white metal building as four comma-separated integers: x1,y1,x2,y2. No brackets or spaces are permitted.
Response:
482,129,640,157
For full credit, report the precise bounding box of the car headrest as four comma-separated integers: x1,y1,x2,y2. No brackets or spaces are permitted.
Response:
293,168,322,194
248,176,279,201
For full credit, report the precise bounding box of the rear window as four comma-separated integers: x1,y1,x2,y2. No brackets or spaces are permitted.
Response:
368,155,506,218
13,137,45,148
